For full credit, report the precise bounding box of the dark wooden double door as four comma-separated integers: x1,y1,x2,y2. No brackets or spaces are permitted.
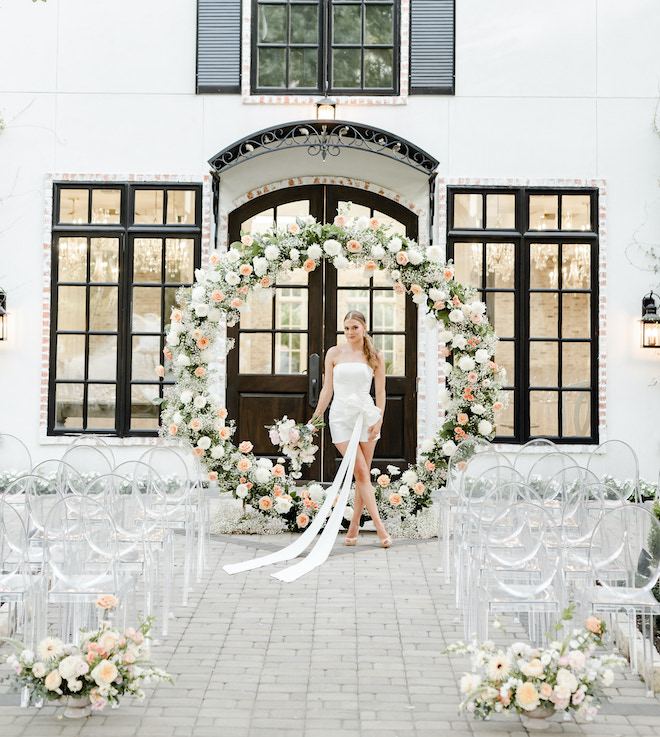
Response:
227,185,418,481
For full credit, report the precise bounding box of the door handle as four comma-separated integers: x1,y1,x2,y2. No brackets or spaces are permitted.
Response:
308,353,320,408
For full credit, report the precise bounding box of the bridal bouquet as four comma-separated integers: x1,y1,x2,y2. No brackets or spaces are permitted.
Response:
2,596,173,711
266,415,324,478
445,608,625,722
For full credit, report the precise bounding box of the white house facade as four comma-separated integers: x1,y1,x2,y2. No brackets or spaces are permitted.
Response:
1,0,659,481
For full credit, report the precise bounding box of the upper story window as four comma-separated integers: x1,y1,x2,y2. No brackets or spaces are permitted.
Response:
48,183,202,438
197,0,454,97
447,186,599,445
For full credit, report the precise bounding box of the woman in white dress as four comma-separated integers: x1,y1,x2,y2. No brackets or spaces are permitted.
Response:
309,311,392,547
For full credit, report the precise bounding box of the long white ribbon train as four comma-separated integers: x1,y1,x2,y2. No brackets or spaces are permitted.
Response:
222,394,381,581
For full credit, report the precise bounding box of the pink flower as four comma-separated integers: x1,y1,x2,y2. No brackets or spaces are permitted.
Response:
272,464,285,477
303,258,316,272
155,364,165,377
389,493,402,506
493,401,503,411
197,336,210,349
395,251,409,265
288,428,300,444
259,496,273,510
411,284,423,295
296,513,310,528
211,290,225,302
288,222,300,234
467,372,479,383
413,482,425,495
96,594,118,610
195,366,206,377
208,472,218,482
241,234,253,247
239,264,253,276
239,441,254,453
364,260,377,273
269,429,281,445
443,268,454,279
347,240,362,253
393,283,406,296
425,460,435,471
369,217,380,230
457,413,469,426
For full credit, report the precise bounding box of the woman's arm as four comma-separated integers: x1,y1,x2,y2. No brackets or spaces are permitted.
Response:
368,351,386,441
309,348,336,424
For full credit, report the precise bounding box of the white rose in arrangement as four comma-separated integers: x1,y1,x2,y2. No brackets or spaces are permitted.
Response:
213,418,225,431
257,457,273,469
333,255,350,270
208,307,222,322
425,245,443,263
176,354,191,367
388,236,402,253
458,356,475,372
425,315,438,330
448,309,464,323
442,440,457,456
194,304,209,317
308,484,325,501
225,271,240,285
323,239,342,256
192,286,206,301
420,437,435,452
429,288,446,302
475,349,490,364
237,301,249,313
470,301,486,316
236,483,249,499
206,270,221,282
303,215,315,225
401,469,418,485
173,412,183,424
408,249,423,265
390,269,401,281
472,404,486,415
478,419,493,436
194,268,207,283
289,248,300,262
254,467,271,485
265,244,280,261
371,245,385,259
343,506,354,521
180,390,193,404
412,292,427,305
460,673,481,694
356,216,369,231
452,335,468,350
437,388,451,406
461,304,472,316
211,445,225,459
193,395,207,409
439,362,452,376
275,497,293,514
307,244,323,260
398,485,410,496
227,248,241,262
253,256,268,276
197,436,211,450
438,329,453,343
166,332,179,347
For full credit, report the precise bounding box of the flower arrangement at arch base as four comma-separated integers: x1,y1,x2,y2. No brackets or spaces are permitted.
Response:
2,595,173,716
445,607,625,725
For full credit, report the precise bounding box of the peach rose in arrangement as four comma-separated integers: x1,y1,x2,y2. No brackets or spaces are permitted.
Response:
443,268,454,279
238,441,253,453
410,284,423,295
155,365,165,377
388,493,402,506
413,482,425,495
457,413,469,426
364,260,377,273
210,253,220,265
96,594,118,610
288,222,300,234
395,251,409,265
163,347,172,360
260,276,271,287
231,298,243,308
211,290,225,302
433,300,445,310
189,418,202,431
241,234,254,247
171,309,183,323
217,407,228,419
259,496,273,510
393,283,406,295
333,214,347,228
219,427,231,440
425,460,435,471
195,367,206,377
585,616,602,634
377,474,390,487
44,671,62,691
493,401,503,411
303,258,316,272
347,240,362,253
168,424,178,435
515,682,540,711
369,217,380,230
272,464,286,477
197,337,210,350
296,513,310,528
237,458,251,473
91,660,119,686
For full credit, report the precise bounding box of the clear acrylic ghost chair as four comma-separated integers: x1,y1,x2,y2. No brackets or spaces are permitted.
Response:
0,433,32,486
68,434,116,467
437,437,492,581
0,498,44,707
535,465,599,519
586,439,640,504
583,504,660,696
526,450,576,492
114,460,173,635
140,445,196,606
476,501,565,646
31,459,86,496
61,444,113,485
41,495,137,645
512,438,560,477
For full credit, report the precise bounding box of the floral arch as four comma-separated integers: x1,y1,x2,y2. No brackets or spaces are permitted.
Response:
160,213,504,534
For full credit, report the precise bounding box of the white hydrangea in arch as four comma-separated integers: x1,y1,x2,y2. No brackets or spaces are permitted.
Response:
160,213,505,533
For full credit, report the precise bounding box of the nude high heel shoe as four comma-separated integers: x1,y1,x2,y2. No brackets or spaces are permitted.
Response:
344,535,358,546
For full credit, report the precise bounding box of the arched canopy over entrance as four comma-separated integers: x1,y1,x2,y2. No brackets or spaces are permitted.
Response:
207,120,439,243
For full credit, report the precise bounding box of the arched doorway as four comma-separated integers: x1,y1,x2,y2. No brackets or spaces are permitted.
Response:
227,184,418,481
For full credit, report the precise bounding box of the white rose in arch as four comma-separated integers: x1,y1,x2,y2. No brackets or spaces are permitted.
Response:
452,335,468,350
213,418,224,431
334,255,350,270
307,244,323,260
412,292,427,305
264,244,280,261
437,388,451,406
289,248,300,262
442,440,457,456
475,349,490,364
173,412,183,424
211,445,225,459
472,404,486,415
439,362,452,376
458,356,475,372
195,268,207,283
323,239,342,257
197,436,211,450
206,270,221,282
429,288,446,302
192,286,206,300
426,245,443,263
236,483,248,498
194,304,209,317
225,271,240,285
408,249,423,265
166,332,179,347
478,419,493,436
177,354,191,367
398,485,410,496
420,437,435,452
371,245,385,259
388,236,402,253
438,330,453,343
180,390,193,404
448,309,464,323
470,301,486,316
461,304,472,316
343,506,354,521
356,216,369,231
275,497,293,514
253,257,268,276
425,315,438,330
257,457,273,469
193,395,207,409
254,467,271,485
227,248,241,263
208,307,222,322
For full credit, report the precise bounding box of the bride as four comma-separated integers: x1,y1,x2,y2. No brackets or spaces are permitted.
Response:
310,310,391,548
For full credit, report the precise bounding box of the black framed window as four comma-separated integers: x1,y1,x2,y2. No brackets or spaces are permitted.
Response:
251,0,399,94
447,186,599,445
49,183,203,437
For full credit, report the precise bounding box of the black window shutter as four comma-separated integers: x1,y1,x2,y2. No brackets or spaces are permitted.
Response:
197,0,242,94
409,0,455,95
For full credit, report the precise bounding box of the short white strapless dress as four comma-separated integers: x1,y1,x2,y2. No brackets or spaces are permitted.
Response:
328,363,381,444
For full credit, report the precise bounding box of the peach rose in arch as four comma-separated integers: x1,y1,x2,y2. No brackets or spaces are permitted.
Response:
163,347,172,360
210,253,220,265
395,251,409,266
389,493,402,506
288,222,300,235
493,401,503,411
443,267,454,279
231,298,243,309
237,458,251,473
189,418,202,431
393,283,406,296
347,240,362,253
369,217,380,230
197,337,210,350
171,309,183,323
303,259,316,272
377,474,390,487
168,424,178,435
272,464,286,477
260,276,271,287
211,290,225,302
208,472,218,483
296,513,310,528
241,234,254,247
364,260,377,274
413,482,425,495
219,426,232,440
238,441,254,453
217,407,228,419
333,214,347,228
259,496,273,510
195,367,206,377
155,364,165,378
457,413,469,426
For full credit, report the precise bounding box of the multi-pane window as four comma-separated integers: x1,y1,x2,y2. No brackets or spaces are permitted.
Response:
447,187,599,444
252,0,398,94
49,183,202,437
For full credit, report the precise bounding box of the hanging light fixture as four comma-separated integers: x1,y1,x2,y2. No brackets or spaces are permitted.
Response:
315,95,337,120
0,288,7,341
641,292,660,348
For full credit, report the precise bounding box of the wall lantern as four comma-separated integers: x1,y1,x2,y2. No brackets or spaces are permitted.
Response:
0,288,7,341
641,292,660,348
315,96,337,120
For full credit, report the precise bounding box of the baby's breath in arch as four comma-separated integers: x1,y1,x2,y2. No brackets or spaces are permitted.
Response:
160,211,506,533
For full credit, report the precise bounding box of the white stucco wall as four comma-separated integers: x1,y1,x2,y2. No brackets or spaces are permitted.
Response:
1,0,659,477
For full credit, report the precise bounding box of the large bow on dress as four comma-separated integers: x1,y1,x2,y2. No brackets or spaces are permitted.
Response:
343,393,382,428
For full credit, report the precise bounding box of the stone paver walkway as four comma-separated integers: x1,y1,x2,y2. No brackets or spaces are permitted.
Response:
2,530,660,736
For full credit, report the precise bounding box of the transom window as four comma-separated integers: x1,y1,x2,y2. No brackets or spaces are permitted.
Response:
447,187,599,445
252,0,398,94
48,183,202,437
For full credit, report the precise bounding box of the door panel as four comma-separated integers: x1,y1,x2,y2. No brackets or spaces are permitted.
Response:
228,184,417,481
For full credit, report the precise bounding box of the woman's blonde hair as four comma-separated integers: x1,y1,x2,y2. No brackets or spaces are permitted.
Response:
344,311,379,371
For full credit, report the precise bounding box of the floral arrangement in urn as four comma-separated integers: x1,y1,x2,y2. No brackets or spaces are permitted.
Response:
445,608,625,723
266,415,323,477
1,596,173,713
